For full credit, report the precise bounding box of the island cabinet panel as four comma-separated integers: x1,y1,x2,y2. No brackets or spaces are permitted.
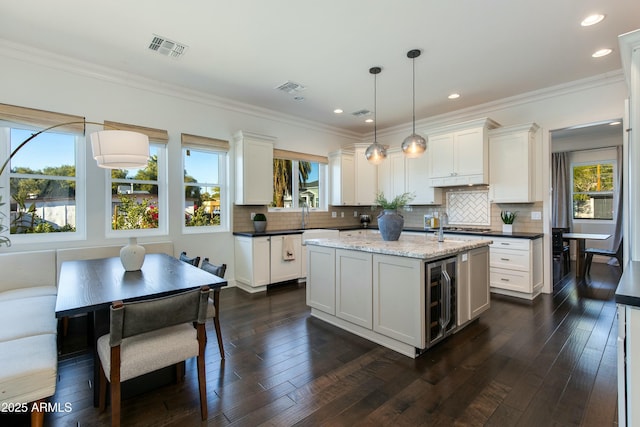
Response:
306,245,336,315
467,247,491,318
372,254,425,348
336,249,372,329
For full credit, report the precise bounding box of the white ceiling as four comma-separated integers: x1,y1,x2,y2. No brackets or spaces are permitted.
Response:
1,1,639,136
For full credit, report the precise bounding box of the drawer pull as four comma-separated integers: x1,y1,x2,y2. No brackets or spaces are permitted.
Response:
501,278,510,282
500,242,511,245
500,258,510,261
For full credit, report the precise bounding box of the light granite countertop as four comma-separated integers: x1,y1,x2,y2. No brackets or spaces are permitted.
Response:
304,234,492,260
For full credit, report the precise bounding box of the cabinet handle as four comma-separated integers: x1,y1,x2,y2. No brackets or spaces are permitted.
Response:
500,242,511,245
501,278,510,282
500,258,510,261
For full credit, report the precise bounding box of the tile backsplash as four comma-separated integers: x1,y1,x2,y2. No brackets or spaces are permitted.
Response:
233,186,543,234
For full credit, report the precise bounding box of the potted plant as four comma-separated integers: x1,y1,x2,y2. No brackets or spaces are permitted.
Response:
500,210,517,234
374,191,415,241
253,213,267,233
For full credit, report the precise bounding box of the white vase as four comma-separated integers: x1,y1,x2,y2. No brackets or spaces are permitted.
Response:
120,237,146,271
502,224,513,234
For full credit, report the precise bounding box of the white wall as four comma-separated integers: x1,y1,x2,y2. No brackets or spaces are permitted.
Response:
0,45,359,283
0,43,630,293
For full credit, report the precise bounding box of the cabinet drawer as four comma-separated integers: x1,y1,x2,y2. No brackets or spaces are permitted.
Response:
490,248,529,271
490,268,530,293
490,238,530,251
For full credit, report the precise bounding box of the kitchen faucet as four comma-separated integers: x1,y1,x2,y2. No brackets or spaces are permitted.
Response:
438,212,449,242
301,201,310,229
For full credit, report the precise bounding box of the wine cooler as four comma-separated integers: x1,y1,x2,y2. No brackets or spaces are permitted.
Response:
425,256,458,348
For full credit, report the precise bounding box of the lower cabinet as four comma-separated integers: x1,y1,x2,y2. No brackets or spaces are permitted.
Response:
489,237,543,300
372,254,423,347
306,245,336,314
458,246,490,326
336,249,372,329
234,235,302,293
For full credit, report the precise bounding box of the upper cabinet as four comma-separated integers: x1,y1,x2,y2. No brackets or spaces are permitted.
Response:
234,131,275,205
354,144,378,205
428,118,499,187
489,123,540,203
329,146,377,206
329,149,355,206
378,147,442,205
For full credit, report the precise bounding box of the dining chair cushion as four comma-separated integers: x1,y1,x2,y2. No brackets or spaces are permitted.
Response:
0,294,57,342
179,251,201,267
0,333,57,404
97,323,199,383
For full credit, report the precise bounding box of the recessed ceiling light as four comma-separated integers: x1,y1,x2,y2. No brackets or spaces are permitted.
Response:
333,108,343,114
581,14,605,27
365,118,374,123
592,48,613,58
448,93,460,100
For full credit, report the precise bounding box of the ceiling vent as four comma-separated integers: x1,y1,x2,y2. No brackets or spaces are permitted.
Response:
352,109,372,118
274,81,306,94
148,35,188,58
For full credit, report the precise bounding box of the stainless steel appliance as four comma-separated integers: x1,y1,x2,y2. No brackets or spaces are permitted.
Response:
425,256,457,347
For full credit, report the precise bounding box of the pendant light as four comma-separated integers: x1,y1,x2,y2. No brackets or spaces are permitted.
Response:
364,66,387,165
401,49,427,158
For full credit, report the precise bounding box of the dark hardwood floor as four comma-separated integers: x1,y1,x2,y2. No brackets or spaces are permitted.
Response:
3,261,622,426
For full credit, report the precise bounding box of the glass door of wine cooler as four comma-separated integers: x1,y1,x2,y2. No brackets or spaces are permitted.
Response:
426,257,457,348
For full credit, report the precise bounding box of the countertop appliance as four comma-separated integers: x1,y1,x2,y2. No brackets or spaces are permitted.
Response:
425,256,457,348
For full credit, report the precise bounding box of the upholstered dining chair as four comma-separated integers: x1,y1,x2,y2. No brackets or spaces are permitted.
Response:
97,286,210,427
179,251,201,267
200,258,226,359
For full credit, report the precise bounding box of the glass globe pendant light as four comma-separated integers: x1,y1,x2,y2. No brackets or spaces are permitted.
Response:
401,49,427,158
365,66,387,165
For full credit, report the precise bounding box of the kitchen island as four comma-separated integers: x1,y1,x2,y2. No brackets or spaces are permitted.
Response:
305,234,492,358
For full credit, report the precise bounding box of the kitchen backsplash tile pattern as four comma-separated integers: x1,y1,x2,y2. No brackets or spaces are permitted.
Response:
233,187,543,234
446,190,490,225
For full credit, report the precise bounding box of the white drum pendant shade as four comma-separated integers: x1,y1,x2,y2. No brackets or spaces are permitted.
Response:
90,130,150,169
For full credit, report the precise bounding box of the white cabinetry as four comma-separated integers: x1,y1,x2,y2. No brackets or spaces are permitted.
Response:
354,145,378,205
234,236,270,291
489,237,543,300
489,123,540,203
234,131,275,205
377,148,442,205
270,235,302,284
235,234,302,293
329,150,355,205
336,249,373,328
373,254,424,347
306,245,336,314
428,118,498,187
405,149,442,205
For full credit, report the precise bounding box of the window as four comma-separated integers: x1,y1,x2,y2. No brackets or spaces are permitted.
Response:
571,161,615,220
272,158,326,209
1,127,83,241
108,143,166,235
183,147,226,230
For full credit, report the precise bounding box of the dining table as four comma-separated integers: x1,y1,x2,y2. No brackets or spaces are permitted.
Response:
562,232,611,281
55,252,227,406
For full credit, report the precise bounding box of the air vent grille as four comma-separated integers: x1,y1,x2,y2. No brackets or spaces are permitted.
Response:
148,35,188,58
352,109,372,117
274,81,306,94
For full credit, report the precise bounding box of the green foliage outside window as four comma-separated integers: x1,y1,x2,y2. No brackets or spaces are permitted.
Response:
112,195,159,230
572,162,614,220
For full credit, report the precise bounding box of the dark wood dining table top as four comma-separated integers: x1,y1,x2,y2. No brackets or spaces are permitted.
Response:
55,252,227,318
